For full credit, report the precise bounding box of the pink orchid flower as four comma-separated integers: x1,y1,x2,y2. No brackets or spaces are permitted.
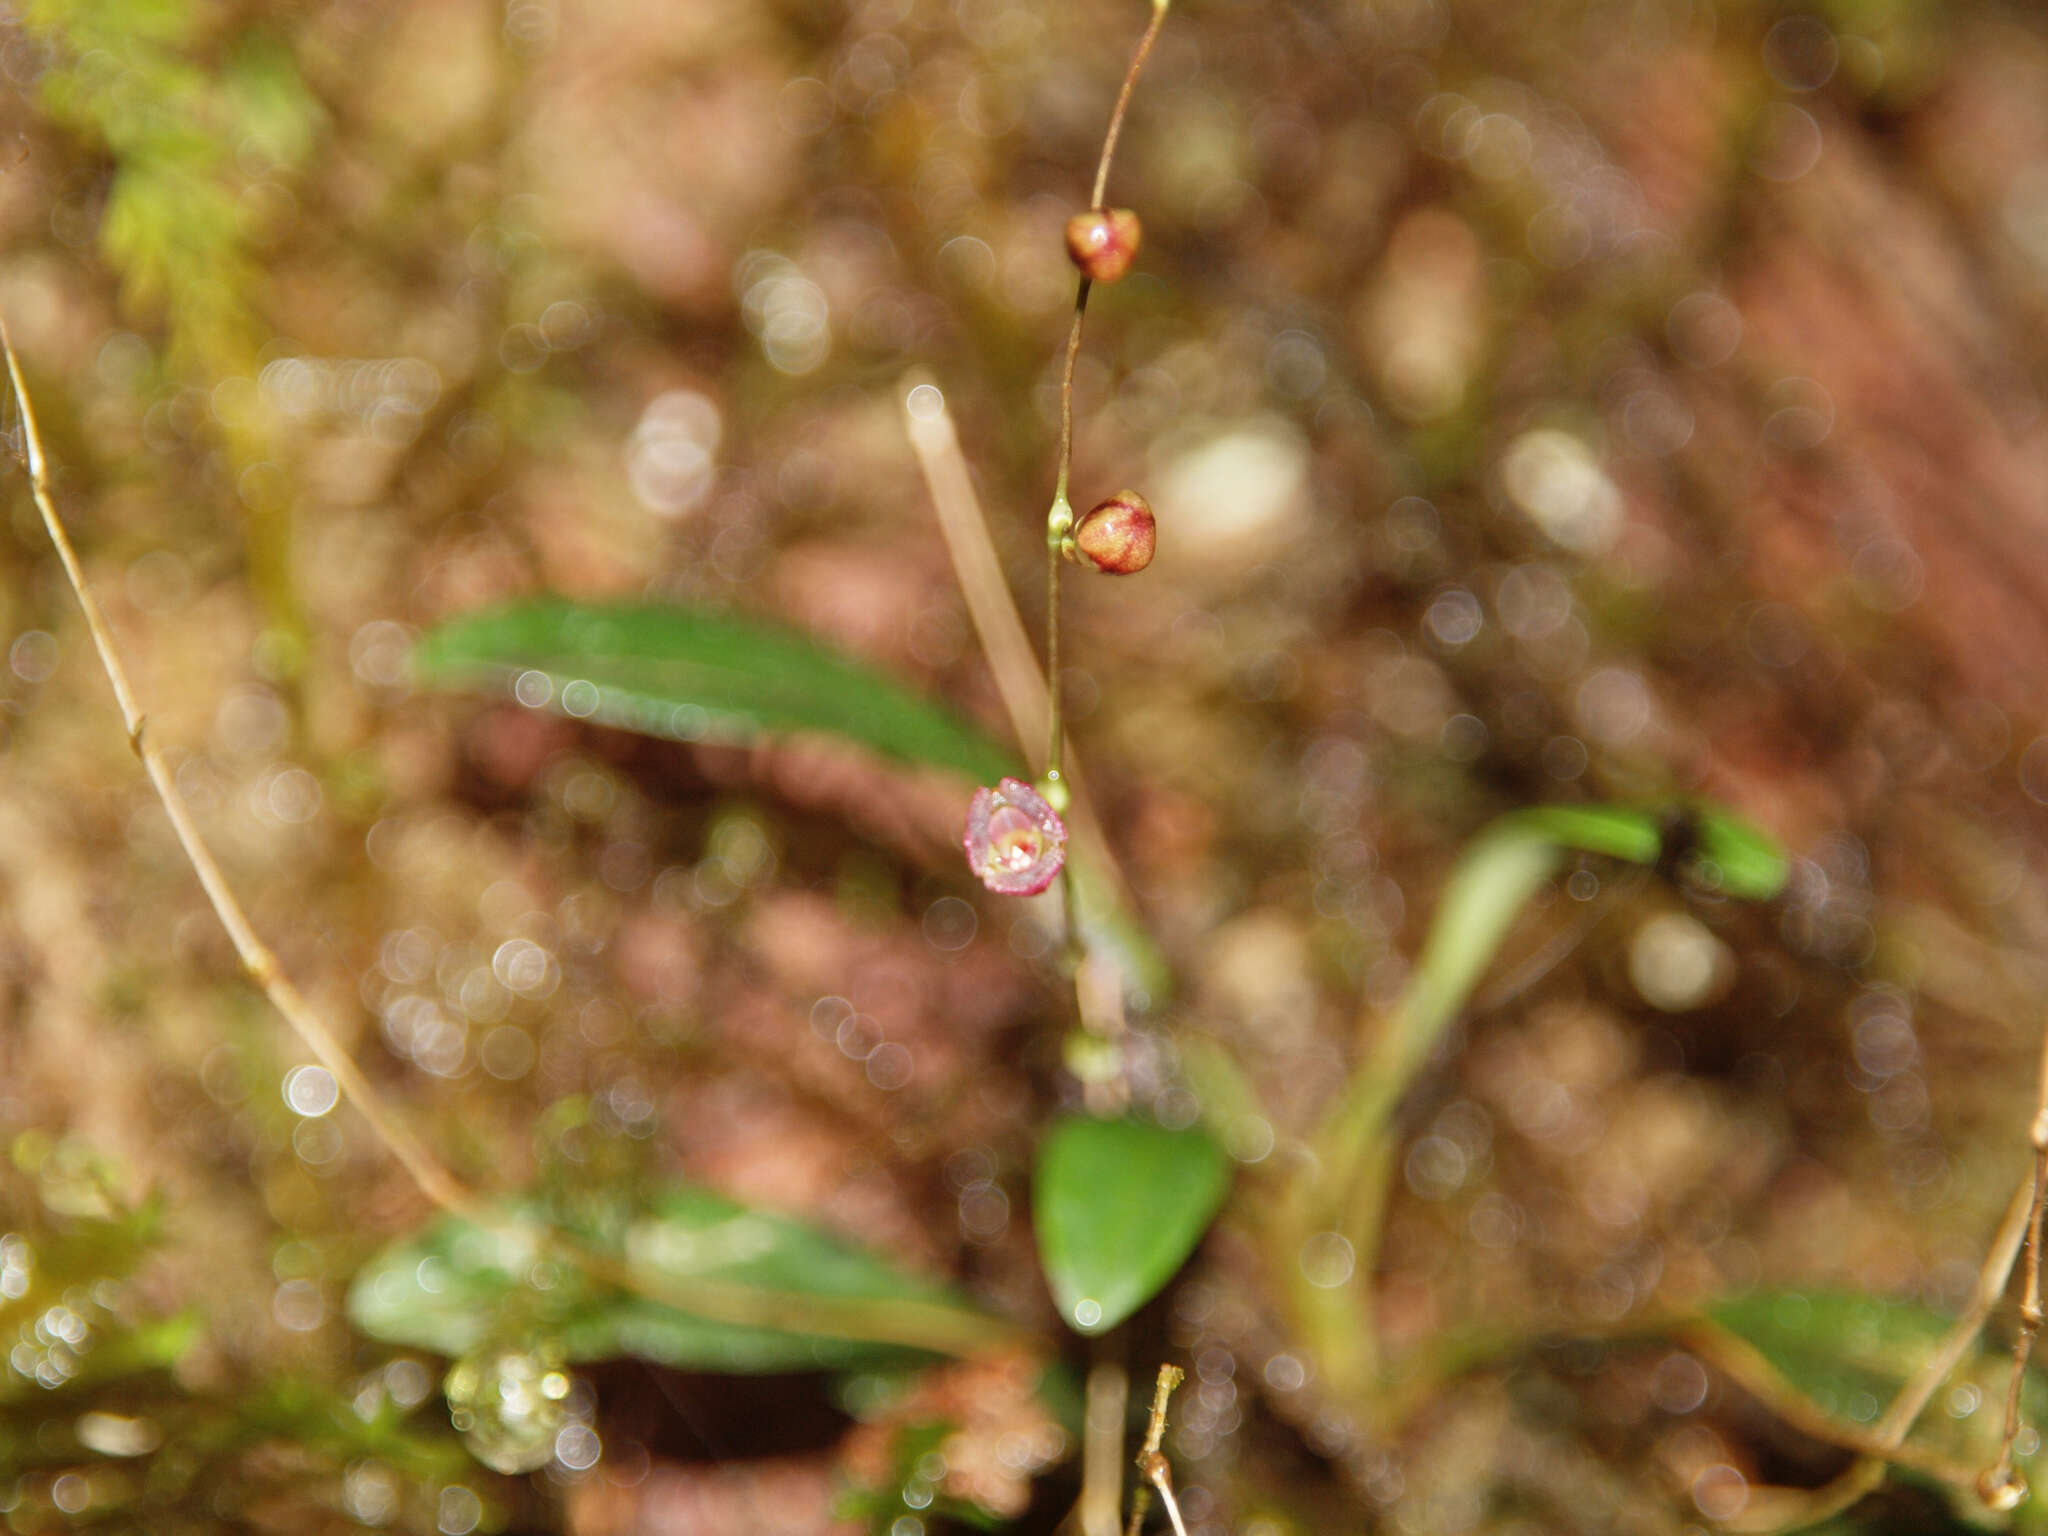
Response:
964,777,1067,896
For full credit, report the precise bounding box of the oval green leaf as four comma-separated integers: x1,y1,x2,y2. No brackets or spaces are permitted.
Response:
1032,1116,1230,1336
411,597,1018,784
347,1186,1006,1372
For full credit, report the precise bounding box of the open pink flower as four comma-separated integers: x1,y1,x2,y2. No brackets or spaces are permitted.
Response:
964,778,1067,896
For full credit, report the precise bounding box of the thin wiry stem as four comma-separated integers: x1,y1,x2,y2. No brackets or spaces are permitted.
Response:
1,311,480,1224
1751,1022,2048,1524
1045,0,1170,786
1090,0,1170,212
900,377,1132,905
1876,1169,2033,1446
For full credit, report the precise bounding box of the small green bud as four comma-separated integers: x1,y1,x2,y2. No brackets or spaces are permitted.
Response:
1038,771,1070,813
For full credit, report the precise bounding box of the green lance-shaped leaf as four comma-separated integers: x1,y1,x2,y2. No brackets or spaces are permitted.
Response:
1697,1290,1959,1422
1682,1288,2048,1528
347,1186,1010,1373
410,597,1018,785
1295,801,1790,1395
1032,1116,1231,1336
1319,799,1789,1193
410,596,1175,1005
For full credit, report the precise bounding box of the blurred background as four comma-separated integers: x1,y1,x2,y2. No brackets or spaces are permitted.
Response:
9,0,2048,1530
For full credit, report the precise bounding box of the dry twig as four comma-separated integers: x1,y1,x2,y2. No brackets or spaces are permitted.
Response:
1124,1362,1187,1536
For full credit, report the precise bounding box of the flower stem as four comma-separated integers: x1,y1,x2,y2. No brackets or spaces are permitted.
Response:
1043,0,1170,790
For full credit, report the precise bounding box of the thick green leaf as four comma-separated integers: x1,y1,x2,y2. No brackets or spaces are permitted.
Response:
348,1187,1000,1372
1032,1116,1230,1336
411,597,1017,784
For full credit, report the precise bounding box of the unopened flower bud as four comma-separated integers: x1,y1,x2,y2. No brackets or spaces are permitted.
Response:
1064,207,1142,285
1070,491,1156,574
964,777,1067,896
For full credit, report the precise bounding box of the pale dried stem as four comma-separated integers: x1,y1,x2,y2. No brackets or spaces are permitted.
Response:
1876,1170,2033,1447
1080,1357,1130,1536
901,380,1129,902
1982,1019,2048,1502
904,382,1054,775
1,311,481,1224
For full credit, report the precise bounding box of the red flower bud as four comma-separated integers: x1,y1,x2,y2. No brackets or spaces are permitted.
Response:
1064,207,1142,285
964,778,1067,896
1070,491,1156,574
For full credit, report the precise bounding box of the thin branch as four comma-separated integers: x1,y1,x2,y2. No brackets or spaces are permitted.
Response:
1729,1024,2048,1521
1875,1169,2033,1446
1980,1018,2048,1507
1127,1363,1187,1536
1089,0,1170,211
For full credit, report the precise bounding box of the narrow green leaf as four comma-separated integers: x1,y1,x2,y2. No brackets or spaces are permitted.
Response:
347,1187,1000,1372
1392,824,1566,1090
1336,799,1788,1117
1033,1116,1230,1336
1505,804,1664,864
1307,797,1794,1370
411,597,1018,784
1501,802,1791,900
1694,806,1793,900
